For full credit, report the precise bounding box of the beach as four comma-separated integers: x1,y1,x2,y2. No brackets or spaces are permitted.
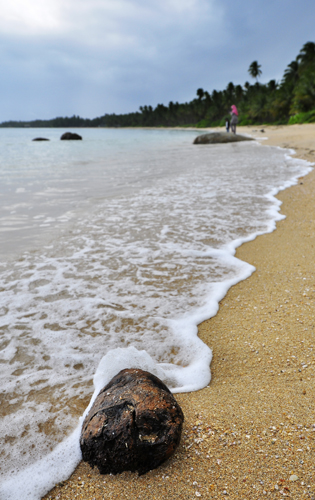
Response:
40,123,315,499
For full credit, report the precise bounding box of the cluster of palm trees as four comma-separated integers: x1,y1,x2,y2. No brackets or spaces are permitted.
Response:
1,42,314,129
99,41,315,128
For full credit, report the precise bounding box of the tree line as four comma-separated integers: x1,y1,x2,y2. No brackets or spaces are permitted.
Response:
1,41,314,129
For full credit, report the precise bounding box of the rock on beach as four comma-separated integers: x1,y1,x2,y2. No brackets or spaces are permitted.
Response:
193,132,254,144
80,368,184,475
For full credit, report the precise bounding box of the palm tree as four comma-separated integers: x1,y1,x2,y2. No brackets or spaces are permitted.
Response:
235,84,244,101
282,60,299,85
268,80,278,91
196,88,204,100
226,82,235,93
297,41,315,65
225,82,235,98
248,61,262,81
204,91,212,105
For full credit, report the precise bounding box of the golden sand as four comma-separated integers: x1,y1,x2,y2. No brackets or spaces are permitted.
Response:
44,124,315,500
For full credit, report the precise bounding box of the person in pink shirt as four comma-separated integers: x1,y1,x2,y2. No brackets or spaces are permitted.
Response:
230,105,238,134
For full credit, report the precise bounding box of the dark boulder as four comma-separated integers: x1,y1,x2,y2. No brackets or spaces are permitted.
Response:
193,132,254,144
60,132,82,140
32,137,50,141
80,368,184,475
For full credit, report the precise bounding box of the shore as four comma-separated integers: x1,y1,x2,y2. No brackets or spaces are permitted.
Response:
44,124,315,500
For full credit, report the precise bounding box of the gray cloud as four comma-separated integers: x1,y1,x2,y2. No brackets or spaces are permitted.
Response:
0,0,314,121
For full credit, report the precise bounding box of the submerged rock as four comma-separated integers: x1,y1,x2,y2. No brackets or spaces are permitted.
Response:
32,137,50,141
60,132,82,140
80,368,184,475
193,132,254,144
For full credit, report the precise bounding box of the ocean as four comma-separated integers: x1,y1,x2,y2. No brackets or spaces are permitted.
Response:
0,127,312,499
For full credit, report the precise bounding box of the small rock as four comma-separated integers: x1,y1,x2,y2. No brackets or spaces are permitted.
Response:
80,368,184,475
60,132,82,140
289,475,299,482
32,137,50,141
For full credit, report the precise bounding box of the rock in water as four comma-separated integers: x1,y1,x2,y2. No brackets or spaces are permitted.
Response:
60,132,82,140
80,368,184,475
32,137,50,141
193,132,254,144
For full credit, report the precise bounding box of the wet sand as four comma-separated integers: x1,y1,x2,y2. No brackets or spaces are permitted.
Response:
44,124,315,499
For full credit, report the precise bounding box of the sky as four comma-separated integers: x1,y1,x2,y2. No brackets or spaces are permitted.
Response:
1,0,314,122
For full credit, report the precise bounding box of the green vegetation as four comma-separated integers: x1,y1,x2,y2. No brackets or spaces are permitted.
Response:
1,41,315,129
288,110,315,124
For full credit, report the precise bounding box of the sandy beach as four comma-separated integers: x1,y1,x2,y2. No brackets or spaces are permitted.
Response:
44,123,315,500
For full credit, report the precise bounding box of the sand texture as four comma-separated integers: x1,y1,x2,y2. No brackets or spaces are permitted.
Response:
44,124,315,500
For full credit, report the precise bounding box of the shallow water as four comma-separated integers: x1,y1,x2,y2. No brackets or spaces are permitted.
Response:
0,128,311,499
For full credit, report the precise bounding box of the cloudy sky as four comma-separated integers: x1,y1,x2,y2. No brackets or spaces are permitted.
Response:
1,0,314,121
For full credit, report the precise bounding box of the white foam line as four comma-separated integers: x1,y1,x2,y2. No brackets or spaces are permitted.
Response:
0,428,81,500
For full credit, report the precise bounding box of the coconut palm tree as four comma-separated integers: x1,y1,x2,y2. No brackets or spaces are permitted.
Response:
268,80,278,91
248,61,262,81
196,88,204,100
282,60,299,85
204,91,212,105
297,41,315,65
235,85,244,101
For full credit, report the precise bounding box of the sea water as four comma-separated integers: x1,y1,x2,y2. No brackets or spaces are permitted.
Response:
0,128,312,499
